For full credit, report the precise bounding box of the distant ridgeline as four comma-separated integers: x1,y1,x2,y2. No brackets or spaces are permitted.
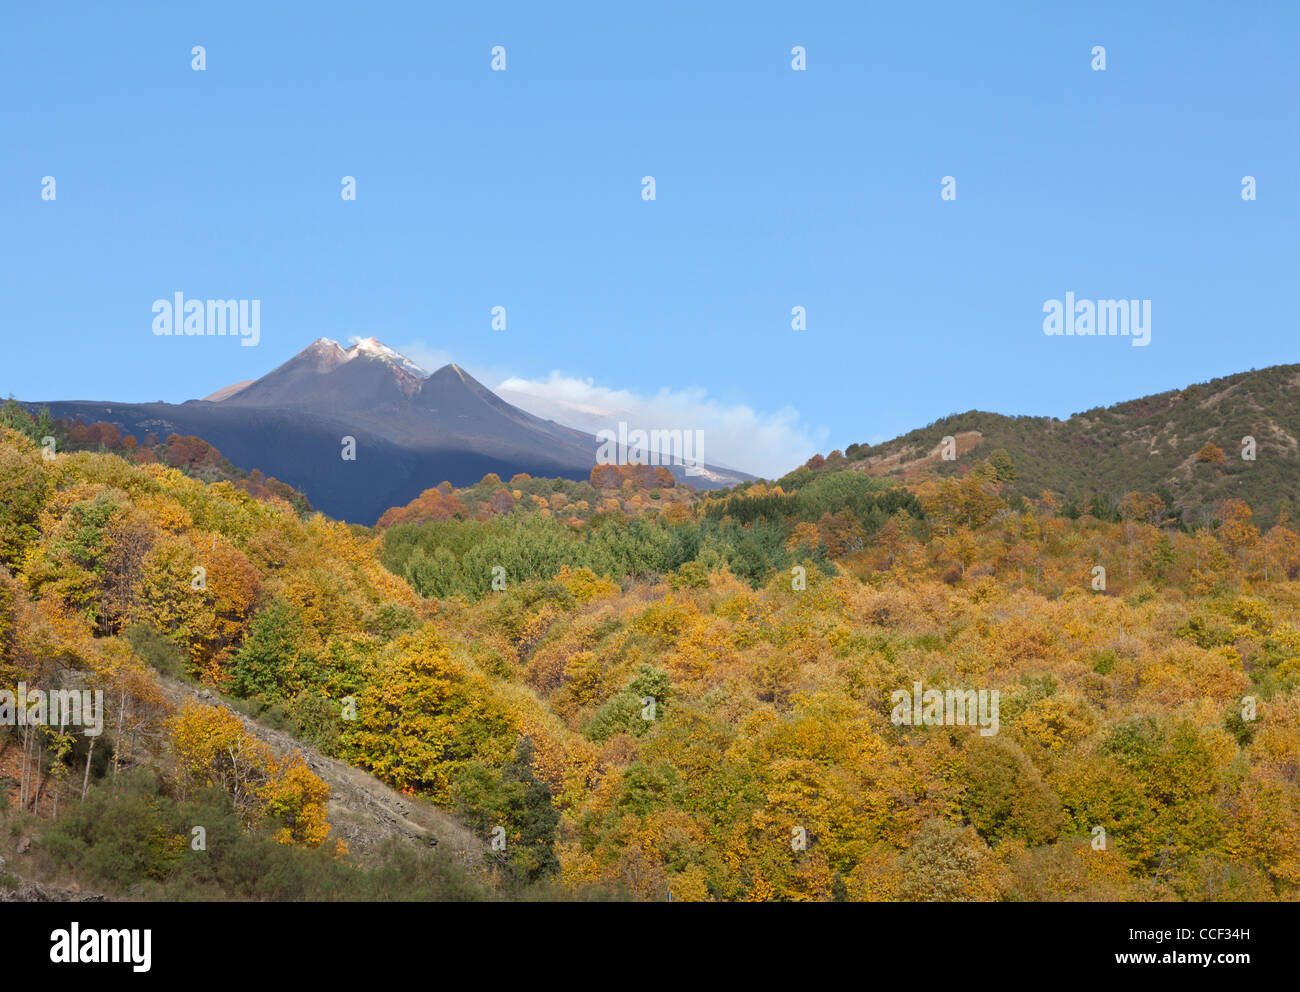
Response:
799,363,1300,529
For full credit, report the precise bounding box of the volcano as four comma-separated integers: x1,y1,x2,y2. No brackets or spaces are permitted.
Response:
30,338,751,523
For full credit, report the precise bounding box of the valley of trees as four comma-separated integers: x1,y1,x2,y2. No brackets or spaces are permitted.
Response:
2,402,1298,901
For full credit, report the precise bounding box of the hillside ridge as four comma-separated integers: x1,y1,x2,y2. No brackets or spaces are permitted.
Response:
819,363,1300,526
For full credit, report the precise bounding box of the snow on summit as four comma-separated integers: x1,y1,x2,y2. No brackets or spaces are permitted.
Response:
345,336,429,378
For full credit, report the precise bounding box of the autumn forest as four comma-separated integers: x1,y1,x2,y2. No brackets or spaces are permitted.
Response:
1,399,1298,903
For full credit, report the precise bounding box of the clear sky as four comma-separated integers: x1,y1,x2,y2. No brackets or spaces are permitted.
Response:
2,1,1296,476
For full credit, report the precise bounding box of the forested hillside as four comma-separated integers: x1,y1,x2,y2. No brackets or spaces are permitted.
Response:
0,410,590,899
3,404,1298,901
827,364,1300,529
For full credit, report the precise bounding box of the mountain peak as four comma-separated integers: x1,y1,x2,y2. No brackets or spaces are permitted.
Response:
219,336,426,408
345,338,428,378
428,362,473,384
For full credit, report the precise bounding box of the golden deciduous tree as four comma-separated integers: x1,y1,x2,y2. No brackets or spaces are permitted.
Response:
1196,442,1226,464
167,700,331,846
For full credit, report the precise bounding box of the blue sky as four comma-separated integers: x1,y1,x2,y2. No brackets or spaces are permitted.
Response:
2,1,1296,476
